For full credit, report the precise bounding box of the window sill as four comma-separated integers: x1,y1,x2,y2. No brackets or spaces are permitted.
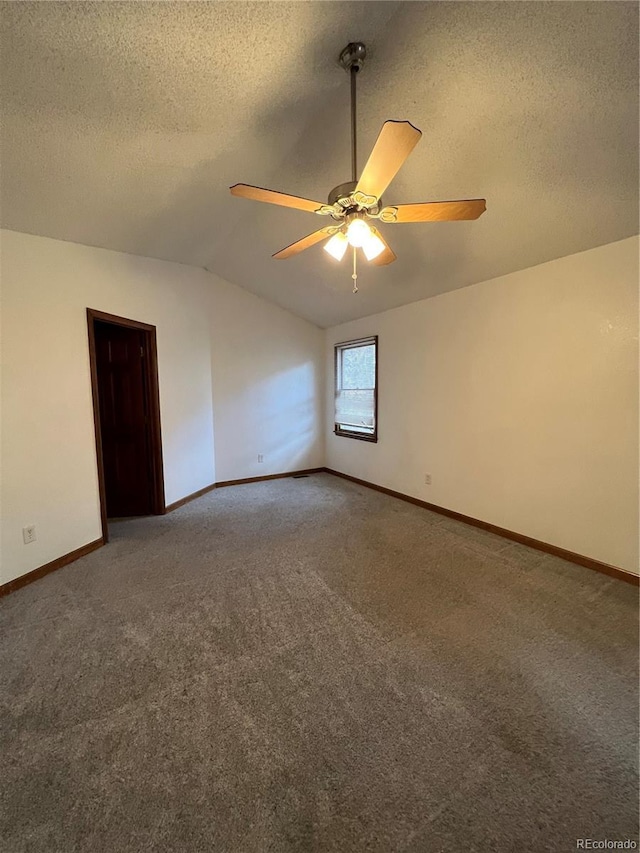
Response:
334,428,378,443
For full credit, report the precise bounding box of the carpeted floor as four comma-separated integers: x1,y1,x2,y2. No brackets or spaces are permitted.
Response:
1,472,638,852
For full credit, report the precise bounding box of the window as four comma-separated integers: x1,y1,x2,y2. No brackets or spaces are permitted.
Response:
334,336,378,442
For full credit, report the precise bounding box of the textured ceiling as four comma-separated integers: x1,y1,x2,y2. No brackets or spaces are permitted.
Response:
1,1,638,327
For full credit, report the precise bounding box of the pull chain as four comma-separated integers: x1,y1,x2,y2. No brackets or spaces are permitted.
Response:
352,247,358,293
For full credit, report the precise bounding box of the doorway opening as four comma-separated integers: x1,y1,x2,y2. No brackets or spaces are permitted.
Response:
87,309,165,542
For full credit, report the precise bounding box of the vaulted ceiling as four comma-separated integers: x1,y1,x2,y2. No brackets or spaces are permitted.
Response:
1,1,638,327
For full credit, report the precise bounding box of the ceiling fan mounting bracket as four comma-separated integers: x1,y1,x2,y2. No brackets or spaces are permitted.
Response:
338,42,366,73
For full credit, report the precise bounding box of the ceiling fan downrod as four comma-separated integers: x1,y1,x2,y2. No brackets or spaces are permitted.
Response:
339,42,366,183
339,43,366,292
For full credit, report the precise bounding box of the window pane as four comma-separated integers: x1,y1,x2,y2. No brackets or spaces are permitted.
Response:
341,344,375,390
335,389,374,430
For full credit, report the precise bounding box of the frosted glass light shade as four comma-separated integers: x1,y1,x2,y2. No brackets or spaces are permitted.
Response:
361,230,385,261
323,231,349,261
346,217,371,248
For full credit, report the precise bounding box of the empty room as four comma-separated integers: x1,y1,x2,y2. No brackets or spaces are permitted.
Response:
1,2,638,851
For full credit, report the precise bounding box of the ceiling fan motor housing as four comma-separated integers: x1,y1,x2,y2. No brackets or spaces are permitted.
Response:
328,181,357,206
327,181,382,221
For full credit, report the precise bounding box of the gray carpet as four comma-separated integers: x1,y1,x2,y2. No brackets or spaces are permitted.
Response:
1,472,638,852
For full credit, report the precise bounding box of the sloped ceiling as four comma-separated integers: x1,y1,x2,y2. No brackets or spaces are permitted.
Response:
1,1,638,327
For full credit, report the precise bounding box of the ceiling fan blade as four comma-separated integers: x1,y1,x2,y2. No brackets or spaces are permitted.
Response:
230,183,325,214
369,226,396,266
381,199,487,223
355,120,422,201
273,227,337,260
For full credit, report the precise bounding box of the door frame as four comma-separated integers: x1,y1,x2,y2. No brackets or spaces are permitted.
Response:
87,308,166,542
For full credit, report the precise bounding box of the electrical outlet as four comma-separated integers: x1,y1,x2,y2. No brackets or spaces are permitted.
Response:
23,525,37,544
424,474,432,485
257,454,264,463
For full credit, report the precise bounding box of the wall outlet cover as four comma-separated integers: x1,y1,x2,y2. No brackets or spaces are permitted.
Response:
23,525,37,544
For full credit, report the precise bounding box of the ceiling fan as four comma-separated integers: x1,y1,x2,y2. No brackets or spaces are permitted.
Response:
230,42,486,292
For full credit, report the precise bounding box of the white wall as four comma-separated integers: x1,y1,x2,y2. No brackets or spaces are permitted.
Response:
209,275,324,483
326,237,639,575
3,228,635,583
1,230,324,585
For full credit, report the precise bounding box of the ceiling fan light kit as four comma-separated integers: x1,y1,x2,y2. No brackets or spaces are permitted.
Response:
324,231,349,262
230,41,486,293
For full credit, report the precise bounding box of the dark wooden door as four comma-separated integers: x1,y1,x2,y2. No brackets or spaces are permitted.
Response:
94,321,153,518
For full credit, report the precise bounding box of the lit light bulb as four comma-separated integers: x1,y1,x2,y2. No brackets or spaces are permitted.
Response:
361,229,385,261
323,231,348,261
346,217,371,248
